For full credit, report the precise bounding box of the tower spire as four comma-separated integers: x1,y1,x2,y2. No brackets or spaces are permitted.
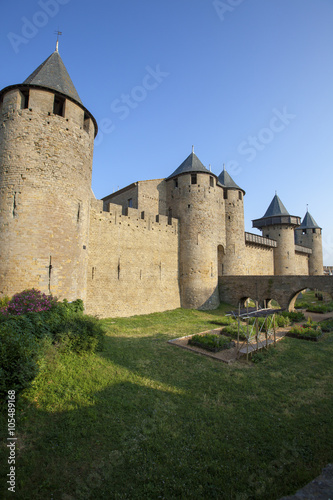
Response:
54,30,62,52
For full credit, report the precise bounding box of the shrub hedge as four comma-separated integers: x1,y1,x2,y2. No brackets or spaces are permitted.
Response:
0,291,105,401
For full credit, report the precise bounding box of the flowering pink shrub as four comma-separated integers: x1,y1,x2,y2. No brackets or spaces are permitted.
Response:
0,289,57,316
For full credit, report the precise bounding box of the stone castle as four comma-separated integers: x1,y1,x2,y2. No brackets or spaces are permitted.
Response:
0,50,323,317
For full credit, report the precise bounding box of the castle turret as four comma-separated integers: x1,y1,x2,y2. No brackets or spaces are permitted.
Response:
218,166,246,275
252,194,300,275
295,211,323,275
165,150,225,309
0,48,97,301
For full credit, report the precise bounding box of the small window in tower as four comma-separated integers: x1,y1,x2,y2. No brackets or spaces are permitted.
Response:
53,95,65,116
302,229,306,235
224,189,228,200
20,90,29,109
191,173,197,185
174,178,178,188
238,191,242,200
313,229,316,233
128,198,133,208
168,208,172,225
83,112,90,133
210,176,214,187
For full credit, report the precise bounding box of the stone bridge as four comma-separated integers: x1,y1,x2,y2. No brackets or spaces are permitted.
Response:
218,275,333,311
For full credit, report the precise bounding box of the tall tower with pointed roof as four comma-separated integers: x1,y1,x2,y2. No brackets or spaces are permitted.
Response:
165,150,225,309
295,211,323,275
252,194,301,275
0,47,97,300
218,166,246,275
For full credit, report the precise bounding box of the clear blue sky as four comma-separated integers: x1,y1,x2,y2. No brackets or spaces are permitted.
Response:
2,0,333,264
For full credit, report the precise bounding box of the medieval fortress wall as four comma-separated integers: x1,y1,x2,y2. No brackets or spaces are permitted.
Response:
0,51,324,318
86,199,180,318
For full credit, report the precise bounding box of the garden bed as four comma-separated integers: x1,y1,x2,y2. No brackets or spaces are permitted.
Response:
285,331,325,342
189,333,235,352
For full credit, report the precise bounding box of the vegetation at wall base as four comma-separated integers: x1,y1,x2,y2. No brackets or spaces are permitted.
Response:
0,290,105,401
188,333,235,352
0,304,332,499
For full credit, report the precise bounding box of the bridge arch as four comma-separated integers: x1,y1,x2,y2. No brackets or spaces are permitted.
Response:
218,275,333,312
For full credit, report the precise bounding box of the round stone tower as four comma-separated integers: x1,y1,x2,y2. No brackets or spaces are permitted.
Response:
295,210,323,275
166,150,225,309
0,48,97,301
253,194,300,275
218,166,246,275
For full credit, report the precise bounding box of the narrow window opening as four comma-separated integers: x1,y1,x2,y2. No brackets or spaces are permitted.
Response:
12,192,17,218
77,202,81,222
224,189,228,200
191,173,197,185
21,90,29,109
141,211,145,219
312,229,316,233
238,191,242,200
83,112,90,133
168,208,172,225
188,204,191,209
118,259,121,279
53,95,65,116
174,178,178,188
48,256,52,293
128,198,133,208
92,267,96,280
210,176,214,187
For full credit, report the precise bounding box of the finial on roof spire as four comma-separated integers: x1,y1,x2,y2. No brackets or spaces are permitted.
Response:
223,163,225,171
209,164,211,171
54,30,62,52
306,203,309,212
275,190,277,195
192,145,194,154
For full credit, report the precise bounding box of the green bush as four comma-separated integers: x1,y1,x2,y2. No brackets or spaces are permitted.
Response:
294,301,309,309
288,322,322,339
0,315,48,399
0,295,11,311
52,315,104,353
0,291,104,400
280,311,305,323
319,319,333,332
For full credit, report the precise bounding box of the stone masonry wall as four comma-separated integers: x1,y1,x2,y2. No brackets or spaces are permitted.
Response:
294,251,309,275
103,179,167,217
86,200,180,318
243,244,274,275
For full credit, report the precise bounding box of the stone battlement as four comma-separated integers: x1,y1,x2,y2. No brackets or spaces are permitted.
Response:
90,199,178,233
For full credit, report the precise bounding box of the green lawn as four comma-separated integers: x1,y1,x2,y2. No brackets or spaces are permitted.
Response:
1,305,333,499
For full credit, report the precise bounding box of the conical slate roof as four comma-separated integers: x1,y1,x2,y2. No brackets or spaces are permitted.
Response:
263,194,289,217
218,167,243,191
166,152,211,179
23,50,82,104
252,193,300,229
300,211,320,229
